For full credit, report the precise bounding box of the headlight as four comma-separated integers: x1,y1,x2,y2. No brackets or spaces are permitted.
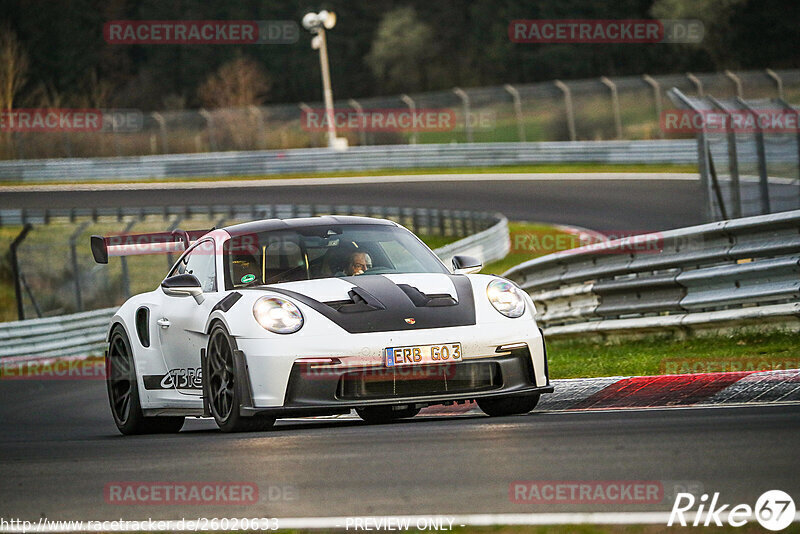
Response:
487,279,526,318
253,297,304,334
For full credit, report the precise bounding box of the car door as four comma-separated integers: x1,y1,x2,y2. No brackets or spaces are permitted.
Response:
157,239,218,396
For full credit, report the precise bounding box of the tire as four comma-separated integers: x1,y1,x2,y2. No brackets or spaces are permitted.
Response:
477,393,540,417
206,324,275,433
356,405,421,424
106,326,185,435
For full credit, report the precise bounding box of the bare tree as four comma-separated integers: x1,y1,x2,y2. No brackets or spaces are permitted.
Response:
197,56,271,109
0,25,29,110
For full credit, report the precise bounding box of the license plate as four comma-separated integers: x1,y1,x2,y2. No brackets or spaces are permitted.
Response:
385,343,462,367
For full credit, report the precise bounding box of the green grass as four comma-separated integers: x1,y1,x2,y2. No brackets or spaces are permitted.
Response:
547,330,800,379
0,162,698,187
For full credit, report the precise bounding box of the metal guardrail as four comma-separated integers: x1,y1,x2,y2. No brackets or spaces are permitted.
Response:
0,140,697,183
0,211,509,360
504,209,800,337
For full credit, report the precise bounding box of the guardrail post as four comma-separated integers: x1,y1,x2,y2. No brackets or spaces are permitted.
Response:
151,112,169,154
724,70,743,98
708,96,742,218
766,69,784,100
69,221,91,311
554,80,576,141
687,73,704,96
10,224,33,320
737,97,771,214
600,77,623,139
348,99,368,146
643,75,664,139
400,94,418,145
504,84,526,142
453,88,473,143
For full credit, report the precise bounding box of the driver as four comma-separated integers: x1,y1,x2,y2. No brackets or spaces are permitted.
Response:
341,251,371,276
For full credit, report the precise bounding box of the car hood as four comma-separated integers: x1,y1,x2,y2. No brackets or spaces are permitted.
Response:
262,273,476,334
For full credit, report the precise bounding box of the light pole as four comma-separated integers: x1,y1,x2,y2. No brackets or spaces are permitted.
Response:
302,10,347,150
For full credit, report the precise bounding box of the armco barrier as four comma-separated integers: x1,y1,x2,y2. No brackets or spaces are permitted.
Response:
503,210,800,336
0,140,697,183
0,212,509,360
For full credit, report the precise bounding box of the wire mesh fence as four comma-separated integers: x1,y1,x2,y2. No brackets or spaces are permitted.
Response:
4,69,799,160
668,89,800,221
0,205,500,321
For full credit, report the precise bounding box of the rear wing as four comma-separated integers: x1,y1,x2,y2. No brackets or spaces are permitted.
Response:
90,228,212,264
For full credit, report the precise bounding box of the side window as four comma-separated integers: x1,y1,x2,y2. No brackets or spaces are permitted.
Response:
169,240,217,292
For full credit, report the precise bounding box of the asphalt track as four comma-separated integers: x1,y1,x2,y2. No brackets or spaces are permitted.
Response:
1,378,799,521
0,174,706,230
2,173,798,525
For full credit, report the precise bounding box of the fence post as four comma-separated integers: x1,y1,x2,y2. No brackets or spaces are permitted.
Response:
453,87,473,143
554,80,576,141
400,94,418,145
766,69,784,100
724,70,743,98
249,105,265,149
708,96,742,218
776,97,800,183
10,224,33,321
669,88,713,220
348,98,368,146
643,75,664,139
600,76,623,139
504,84,526,142
737,98,771,214
151,112,169,154
687,73,704,96
119,220,138,299
69,221,91,312
199,109,217,152
165,216,185,268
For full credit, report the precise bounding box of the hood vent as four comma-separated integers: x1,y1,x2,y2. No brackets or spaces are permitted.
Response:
397,284,457,308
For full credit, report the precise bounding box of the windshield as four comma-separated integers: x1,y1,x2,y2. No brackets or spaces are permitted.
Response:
222,224,448,289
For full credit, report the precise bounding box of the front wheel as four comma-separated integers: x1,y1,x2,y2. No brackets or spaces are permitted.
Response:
356,405,421,424
206,325,274,433
107,326,184,435
477,393,540,417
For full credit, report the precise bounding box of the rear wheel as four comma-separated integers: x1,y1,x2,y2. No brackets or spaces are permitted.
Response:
477,393,540,417
206,325,274,433
107,326,184,435
356,405,421,424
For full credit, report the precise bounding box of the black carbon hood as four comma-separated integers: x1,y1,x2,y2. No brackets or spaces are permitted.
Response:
264,275,476,334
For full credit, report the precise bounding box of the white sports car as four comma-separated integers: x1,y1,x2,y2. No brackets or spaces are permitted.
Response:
91,216,552,434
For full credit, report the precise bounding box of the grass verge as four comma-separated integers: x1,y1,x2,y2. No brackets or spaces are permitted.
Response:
547,330,800,379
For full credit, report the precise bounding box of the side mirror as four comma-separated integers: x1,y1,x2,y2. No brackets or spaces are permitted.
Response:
452,255,482,275
161,274,205,304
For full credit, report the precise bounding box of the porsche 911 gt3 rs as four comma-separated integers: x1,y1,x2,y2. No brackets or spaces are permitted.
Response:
91,216,553,434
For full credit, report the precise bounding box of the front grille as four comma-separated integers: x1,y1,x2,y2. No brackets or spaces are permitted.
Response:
336,361,501,400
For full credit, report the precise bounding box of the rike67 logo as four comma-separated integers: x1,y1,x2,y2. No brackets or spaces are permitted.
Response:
669,490,796,531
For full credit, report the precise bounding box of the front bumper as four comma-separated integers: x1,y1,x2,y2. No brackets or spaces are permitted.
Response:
234,322,552,416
